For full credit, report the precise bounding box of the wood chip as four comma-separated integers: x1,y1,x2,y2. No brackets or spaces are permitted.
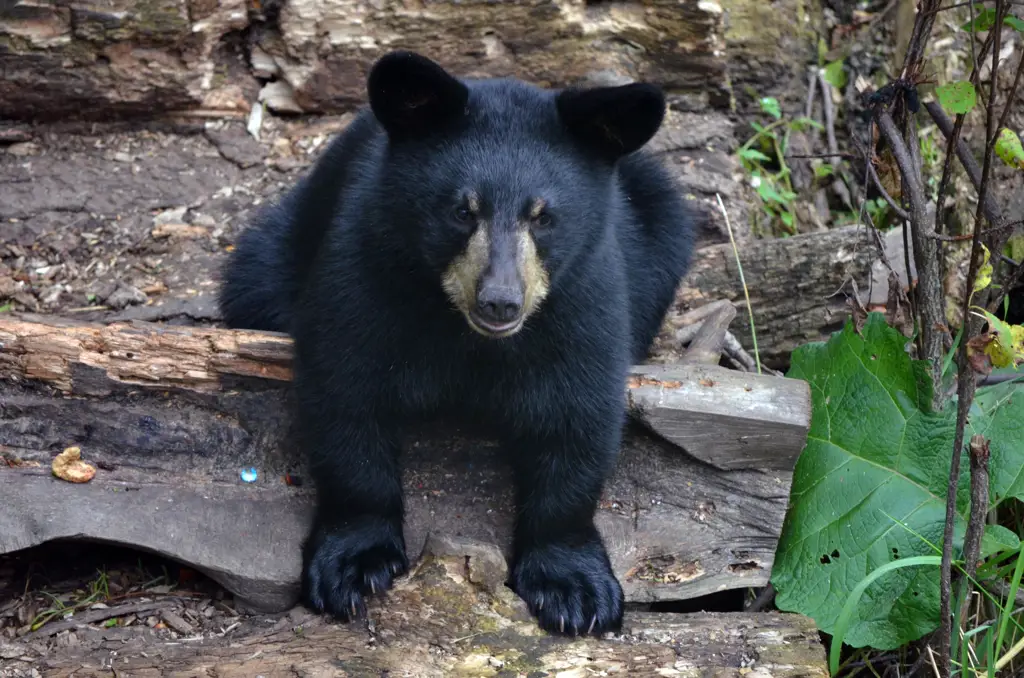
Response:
160,609,195,635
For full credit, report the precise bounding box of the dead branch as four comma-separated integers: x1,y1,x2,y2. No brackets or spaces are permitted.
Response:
874,110,947,403
939,4,1010,672
681,302,737,365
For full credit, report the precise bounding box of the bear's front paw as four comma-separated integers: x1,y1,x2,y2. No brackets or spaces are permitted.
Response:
301,515,408,622
510,539,624,636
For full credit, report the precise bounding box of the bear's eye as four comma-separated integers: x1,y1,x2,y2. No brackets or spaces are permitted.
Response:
453,205,473,223
533,212,553,229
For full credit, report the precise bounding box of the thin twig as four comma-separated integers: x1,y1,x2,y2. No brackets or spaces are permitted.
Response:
924,101,1004,228
939,5,1008,673
986,47,1024,250
898,0,942,81
818,70,841,165
785,152,858,160
715,193,761,375
805,69,818,120
931,109,966,239
865,155,912,222
744,583,776,612
928,221,1021,241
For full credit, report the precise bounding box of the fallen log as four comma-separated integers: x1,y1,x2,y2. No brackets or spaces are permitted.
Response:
6,536,829,677
0,0,821,122
656,225,876,368
0,313,810,613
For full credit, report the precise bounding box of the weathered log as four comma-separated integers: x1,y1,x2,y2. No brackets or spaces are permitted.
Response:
0,536,828,678
0,0,821,122
656,225,876,368
0,314,809,612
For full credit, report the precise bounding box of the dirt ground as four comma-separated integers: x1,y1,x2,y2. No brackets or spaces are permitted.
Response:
0,115,360,326
0,542,319,672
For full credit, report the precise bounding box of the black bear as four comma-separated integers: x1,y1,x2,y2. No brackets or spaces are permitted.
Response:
219,50,694,635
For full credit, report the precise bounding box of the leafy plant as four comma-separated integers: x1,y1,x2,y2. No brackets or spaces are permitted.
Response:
772,313,1024,650
961,7,1024,33
736,97,823,235
760,96,782,120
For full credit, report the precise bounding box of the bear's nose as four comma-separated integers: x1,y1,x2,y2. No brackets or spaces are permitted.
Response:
475,284,523,326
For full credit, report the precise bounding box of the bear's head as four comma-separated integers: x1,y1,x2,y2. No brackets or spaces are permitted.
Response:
367,51,665,339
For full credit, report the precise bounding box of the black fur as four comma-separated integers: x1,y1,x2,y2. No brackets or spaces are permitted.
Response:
219,51,694,636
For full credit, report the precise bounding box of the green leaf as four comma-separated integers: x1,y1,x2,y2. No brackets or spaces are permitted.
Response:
0,303,11,313
813,162,835,179
981,524,1021,559
962,9,1024,33
792,116,825,131
969,308,1024,369
961,8,997,32
775,315,1024,650
756,180,785,204
824,59,847,89
760,97,781,120
995,127,1024,169
936,81,977,115
974,244,993,293
774,314,963,649
739,148,772,163
780,210,795,229
828,556,943,675
970,380,1024,502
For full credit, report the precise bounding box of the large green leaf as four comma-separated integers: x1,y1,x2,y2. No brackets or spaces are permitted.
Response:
970,379,1024,502
772,313,1024,650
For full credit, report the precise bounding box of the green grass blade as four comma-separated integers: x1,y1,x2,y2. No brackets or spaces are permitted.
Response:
996,546,1024,653
829,555,943,675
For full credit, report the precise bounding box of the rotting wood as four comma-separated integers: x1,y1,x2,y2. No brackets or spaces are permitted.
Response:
7,536,829,678
0,313,810,612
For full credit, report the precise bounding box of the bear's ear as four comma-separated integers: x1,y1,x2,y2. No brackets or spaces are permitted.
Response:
367,51,469,141
555,83,665,160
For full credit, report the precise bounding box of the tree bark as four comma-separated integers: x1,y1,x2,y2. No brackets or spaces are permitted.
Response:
0,314,810,613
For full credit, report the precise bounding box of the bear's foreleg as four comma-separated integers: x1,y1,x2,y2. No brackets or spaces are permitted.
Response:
505,421,625,636
299,413,409,622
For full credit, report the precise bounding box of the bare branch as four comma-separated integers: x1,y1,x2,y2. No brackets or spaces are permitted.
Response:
928,221,1020,242
865,154,912,222
924,101,1004,228
939,4,1009,673
874,110,947,403
960,435,990,595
